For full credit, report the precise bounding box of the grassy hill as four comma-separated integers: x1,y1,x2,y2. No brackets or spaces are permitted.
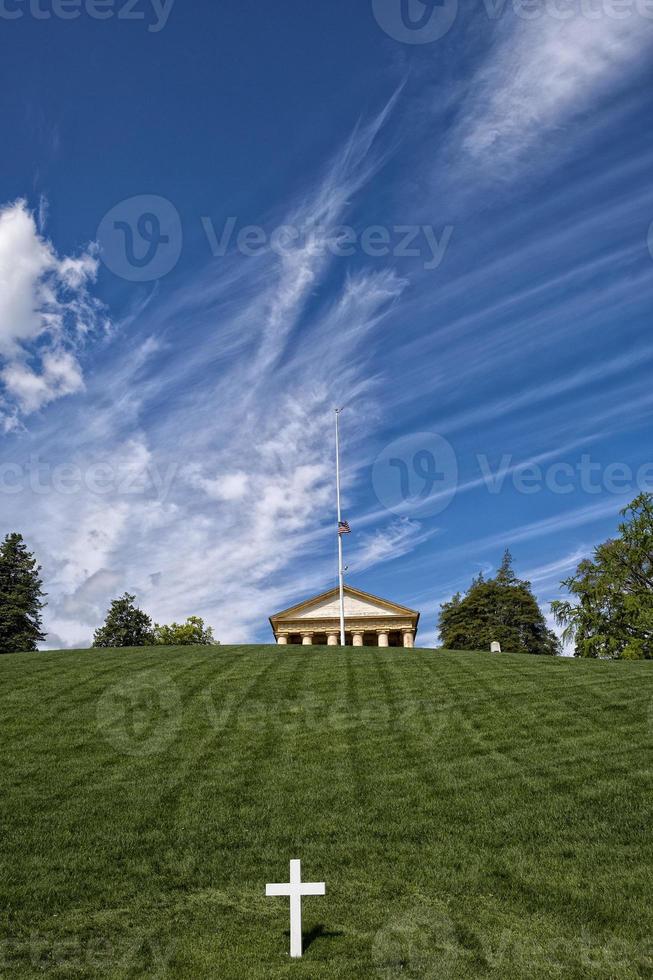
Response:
0,645,651,979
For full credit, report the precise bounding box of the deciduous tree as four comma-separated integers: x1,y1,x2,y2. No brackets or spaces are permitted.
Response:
153,616,216,646
552,494,653,659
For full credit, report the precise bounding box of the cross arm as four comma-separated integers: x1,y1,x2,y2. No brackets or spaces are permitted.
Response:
266,883,291,896
301,882,326,895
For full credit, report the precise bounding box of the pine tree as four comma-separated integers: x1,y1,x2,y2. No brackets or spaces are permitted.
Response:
93,593,155,648
0,533,47,654
496,549,517,585
439,552,559,655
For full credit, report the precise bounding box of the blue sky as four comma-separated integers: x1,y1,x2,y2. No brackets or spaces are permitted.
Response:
1,0,652,646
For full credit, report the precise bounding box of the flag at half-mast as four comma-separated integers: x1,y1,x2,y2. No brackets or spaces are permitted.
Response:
338,520,351,535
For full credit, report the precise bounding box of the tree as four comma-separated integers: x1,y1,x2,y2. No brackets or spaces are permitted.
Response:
0,533,47,654
153,616,216,646
439,550,560,655
93,593,154,648
552,494,653,659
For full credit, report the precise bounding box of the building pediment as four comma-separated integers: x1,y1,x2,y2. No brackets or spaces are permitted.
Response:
270,585,419,625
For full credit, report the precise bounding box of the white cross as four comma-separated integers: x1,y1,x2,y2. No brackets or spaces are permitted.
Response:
265,858,326,958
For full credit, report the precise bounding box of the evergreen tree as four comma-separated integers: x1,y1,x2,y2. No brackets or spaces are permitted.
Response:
552,494,653,659
0,533,47,654
497,549,518,585
439,550,559,655
93,593,155,648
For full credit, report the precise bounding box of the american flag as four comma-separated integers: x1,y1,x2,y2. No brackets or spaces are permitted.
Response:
338,520,351,535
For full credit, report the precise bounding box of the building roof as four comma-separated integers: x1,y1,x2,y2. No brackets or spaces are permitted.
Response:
269,584,420,628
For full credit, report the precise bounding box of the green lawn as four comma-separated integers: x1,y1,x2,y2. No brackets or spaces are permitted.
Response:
0,645,652,978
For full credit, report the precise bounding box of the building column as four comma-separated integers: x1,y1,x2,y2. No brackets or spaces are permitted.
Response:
277,634,288,645
352,631,364,647
377,630,389,647
403,630,414,649
301,633,313,646
326,632,339,646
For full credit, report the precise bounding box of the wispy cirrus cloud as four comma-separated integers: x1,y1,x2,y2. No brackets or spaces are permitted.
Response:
451,10,653,171
351,518,438,573
2,98,413,648
250,89,402,374
441,497,629,562
521,547,588,587
4,12,652,654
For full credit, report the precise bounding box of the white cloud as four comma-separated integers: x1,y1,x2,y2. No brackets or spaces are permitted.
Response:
60,568,124,625
186,468,250,502
0,200,57,351
2,350,85,414
454,11,653,170
0,199,104,421
33,284,401,646
249,95,400,374
521,547,588,587
0,99,417,648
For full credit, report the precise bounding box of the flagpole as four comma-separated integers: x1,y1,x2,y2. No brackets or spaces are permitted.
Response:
335,408,346,646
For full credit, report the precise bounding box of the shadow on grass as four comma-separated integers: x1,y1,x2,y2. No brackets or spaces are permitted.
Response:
282,923,344,953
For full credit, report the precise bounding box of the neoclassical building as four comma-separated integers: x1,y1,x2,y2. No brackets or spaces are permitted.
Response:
270,585,420,648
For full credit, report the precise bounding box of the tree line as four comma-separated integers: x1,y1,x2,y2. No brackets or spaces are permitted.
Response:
1,492,652,657
92,593,216,648
438,494,653,658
